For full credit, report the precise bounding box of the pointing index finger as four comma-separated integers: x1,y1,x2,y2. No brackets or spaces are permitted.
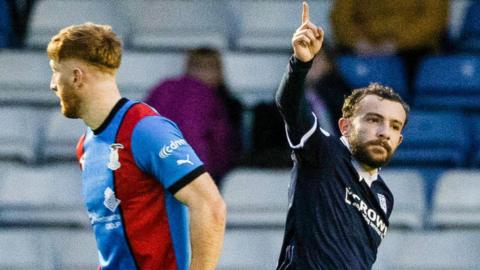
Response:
302,1,309,23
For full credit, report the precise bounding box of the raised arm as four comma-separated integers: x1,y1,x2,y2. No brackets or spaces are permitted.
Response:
275,2,324,144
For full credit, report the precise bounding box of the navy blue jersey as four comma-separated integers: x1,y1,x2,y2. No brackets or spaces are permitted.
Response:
275,57,394,270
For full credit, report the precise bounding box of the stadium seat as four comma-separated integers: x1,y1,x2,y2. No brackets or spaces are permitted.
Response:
0,229,46,269
414,55,480,110
470,115,480,166
222,168,291,227
337,55,408,99
218,228,284,270
42,110,86,161
429,170,480,228
0,162,87,227
0,106,44,163
129,0,229,50
375,230,480,269
228,0,333,52
457,1,480,52
116,52,184,101
0,51,53,105
26,0,127,49
380,169,426,229
223,52,288,107
42,229,98,270
391,110,469,167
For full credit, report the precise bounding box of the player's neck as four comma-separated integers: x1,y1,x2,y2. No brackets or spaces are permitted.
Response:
80,80,122,130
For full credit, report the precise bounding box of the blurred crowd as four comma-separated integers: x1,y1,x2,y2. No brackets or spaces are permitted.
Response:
1,0,480,187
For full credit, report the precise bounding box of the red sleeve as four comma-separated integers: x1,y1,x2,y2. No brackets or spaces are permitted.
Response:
76,134,86,169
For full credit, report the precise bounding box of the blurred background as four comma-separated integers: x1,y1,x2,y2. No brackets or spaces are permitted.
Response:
0,0,480,269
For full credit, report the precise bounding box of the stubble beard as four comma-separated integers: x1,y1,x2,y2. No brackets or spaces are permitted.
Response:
60,88,81,119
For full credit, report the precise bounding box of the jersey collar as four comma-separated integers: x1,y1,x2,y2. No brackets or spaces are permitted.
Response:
340,136,379,188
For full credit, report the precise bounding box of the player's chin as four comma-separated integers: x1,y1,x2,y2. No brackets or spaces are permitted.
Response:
370,153,391,167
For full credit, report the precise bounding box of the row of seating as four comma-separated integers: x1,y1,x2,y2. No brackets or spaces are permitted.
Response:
219,229,480,270
23,0,479,53
223,168,480,230
0,50,288,107
0,226,478,270
0,161,478,230
0,104,479,168
1,49,480,110
24,0,330,51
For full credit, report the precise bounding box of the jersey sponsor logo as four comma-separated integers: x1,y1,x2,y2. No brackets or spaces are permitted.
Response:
177,154,194,166
88,212,122,230
159,139,187,158
377,193,387,214
107,143,124,170
104,187,121,212
345,187,388,238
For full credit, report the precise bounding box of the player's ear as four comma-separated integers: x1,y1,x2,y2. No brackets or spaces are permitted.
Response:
338,117,351,137
397,134,403,146
72,68,84,88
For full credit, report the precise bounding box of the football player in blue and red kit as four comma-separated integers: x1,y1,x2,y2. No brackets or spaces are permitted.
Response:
275,2,410,269
47,22,226,270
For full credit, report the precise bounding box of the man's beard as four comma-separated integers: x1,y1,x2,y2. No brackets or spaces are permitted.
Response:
60,87,81,119
350,138,393,169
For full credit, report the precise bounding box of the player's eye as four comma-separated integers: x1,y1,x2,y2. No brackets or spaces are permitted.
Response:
367,117,379,123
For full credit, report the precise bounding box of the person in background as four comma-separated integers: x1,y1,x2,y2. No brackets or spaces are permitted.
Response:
47,22,225,270
145,47,243,188
304,42,351,136
330,0,449,97
0,0,14,48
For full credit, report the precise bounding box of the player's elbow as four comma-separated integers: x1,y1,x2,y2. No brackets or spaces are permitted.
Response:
210,197,227,228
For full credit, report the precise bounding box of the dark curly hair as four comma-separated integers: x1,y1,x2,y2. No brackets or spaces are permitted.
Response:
342,83,410,127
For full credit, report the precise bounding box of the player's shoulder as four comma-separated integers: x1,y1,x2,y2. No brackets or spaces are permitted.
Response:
128,102,179,133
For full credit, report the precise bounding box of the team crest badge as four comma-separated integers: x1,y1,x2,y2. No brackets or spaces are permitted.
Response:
104,187,121,212
107,143,124,170
377,193,387,214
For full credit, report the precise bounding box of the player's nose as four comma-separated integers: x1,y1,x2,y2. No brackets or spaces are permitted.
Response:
50,79,57,92
377,124,391,140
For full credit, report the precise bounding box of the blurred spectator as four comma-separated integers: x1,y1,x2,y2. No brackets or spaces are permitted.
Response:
1,0,36,48
145,47,243,188
0,0,14,48
10,0,37,47
248,43,349,168
305,43,351,136
331,0,449,95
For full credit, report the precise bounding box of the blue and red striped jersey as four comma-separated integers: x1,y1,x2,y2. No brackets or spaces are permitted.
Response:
76,98,205,270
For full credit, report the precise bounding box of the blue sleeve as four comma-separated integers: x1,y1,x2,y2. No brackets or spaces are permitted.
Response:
131,116,205,194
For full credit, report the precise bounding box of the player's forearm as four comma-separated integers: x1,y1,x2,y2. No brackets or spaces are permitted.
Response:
275,56,314,131
189,197,226,270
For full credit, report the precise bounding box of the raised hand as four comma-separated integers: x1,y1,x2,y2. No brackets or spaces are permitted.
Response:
292,2,324,62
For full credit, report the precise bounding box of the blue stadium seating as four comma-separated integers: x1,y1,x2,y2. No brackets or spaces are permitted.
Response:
470,115,480,167
415,55,480,110
458,1,480,52
337,55,408,99
391,110,469,167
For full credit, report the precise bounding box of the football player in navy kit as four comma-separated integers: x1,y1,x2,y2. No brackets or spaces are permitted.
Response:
275,2,410,269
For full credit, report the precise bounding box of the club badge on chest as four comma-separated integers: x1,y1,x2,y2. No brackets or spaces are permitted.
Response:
107,143,124,170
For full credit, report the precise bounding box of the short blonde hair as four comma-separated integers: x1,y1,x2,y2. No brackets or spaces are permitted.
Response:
47,22,122,74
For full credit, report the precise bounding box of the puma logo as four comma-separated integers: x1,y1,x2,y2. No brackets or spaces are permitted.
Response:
177,155,194,166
